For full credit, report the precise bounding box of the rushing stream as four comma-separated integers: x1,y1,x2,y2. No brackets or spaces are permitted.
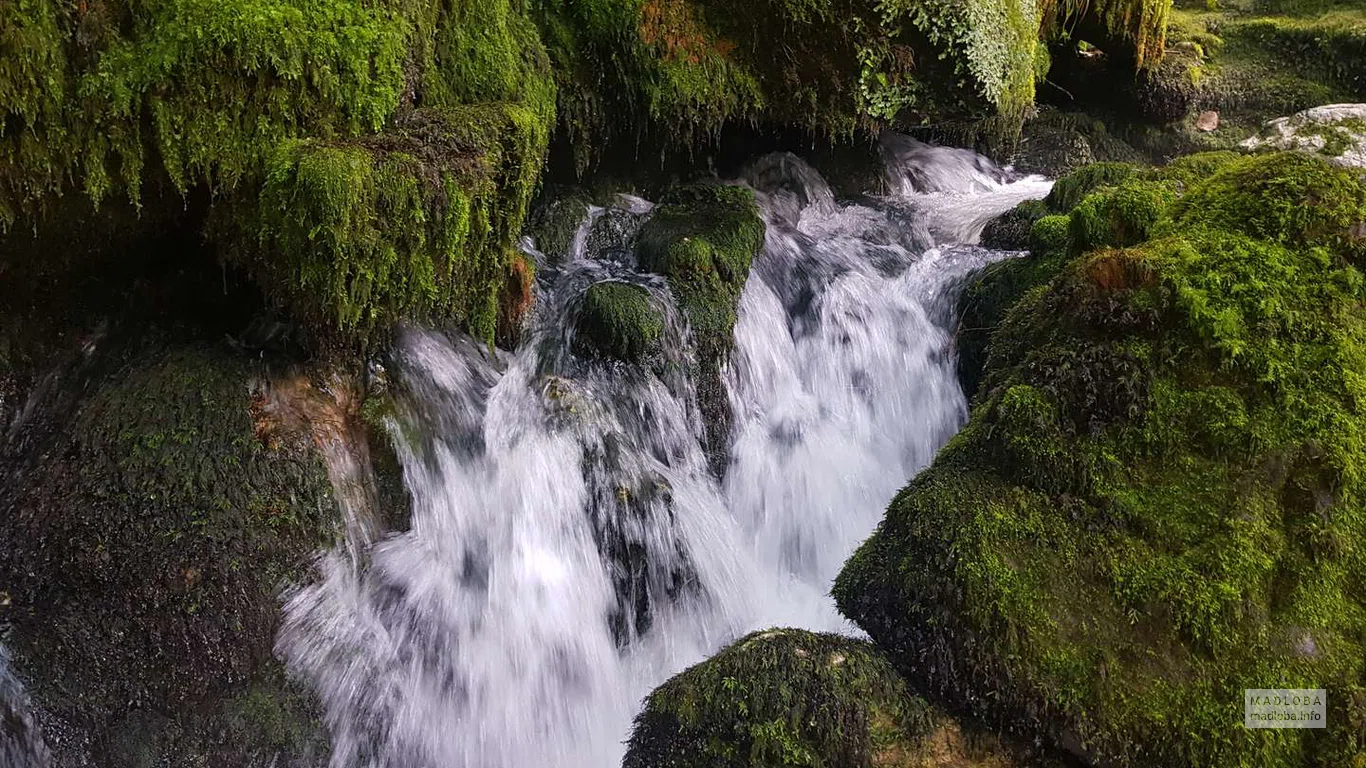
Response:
275,136,1051,768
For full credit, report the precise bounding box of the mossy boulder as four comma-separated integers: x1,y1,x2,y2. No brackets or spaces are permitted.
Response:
624,628,1036,768
1043,161,1139,213
572,281,665,363
0,343,339,766
1172,151,1366,252
839,152,1366,767
637,183,765,474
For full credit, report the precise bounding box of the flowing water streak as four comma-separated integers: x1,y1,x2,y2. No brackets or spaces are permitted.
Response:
278,137,1050,768
1,644,51,768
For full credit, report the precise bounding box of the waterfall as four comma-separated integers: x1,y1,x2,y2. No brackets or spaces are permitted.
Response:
278,136,1052,768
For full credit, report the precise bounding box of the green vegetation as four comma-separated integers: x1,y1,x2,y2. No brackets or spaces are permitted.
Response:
573,281,665,362
1045,161,1139,213
624,628,1026,767
840,151,1366,767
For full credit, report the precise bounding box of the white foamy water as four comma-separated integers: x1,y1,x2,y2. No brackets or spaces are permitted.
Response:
278,136,1051,768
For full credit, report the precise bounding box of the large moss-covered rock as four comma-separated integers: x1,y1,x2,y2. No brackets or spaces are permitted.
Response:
573,280,665,363
637,183,764,473
839,151,1366,767
0,342,340,766
624,628,1036,768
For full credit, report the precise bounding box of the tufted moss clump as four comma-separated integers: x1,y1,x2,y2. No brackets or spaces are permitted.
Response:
839,151,1366,767
0,343,338,765
1044,161,1139,214
1029,213,1072,254
1068,178,1177,251
573,281,665,363
623,628,1029,768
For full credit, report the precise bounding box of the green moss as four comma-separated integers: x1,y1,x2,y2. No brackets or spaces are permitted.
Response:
0,342,337,764
1030,214,1073,254
838,152,1366,766
1069,179,1177,251
573,281,665,363
223,100,551,348
1172,152,1366,253
535,0,1048,168
2,0,555,349
638,184,763,344
623,628,1022,768
1045,161,1139,214
637,182,764,472
1142,150,1241,189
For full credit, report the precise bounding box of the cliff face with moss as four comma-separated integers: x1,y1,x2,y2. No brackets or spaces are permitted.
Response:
1,0,1175,350
836,151,1366,768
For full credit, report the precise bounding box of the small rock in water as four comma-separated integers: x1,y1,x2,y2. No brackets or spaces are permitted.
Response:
1195,110,1219,132
1242,103,1366,168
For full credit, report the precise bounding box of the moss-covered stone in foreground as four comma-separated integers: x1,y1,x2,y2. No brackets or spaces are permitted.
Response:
573,281,665,363
840,151,1366,767
624,628,1032,768
0,343,338,766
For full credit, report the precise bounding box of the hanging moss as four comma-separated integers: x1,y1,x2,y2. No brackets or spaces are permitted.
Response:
1040,0,1171,68
534,0,1047,168
837,152,1366,767
222,99,551,348
624,628,1032,768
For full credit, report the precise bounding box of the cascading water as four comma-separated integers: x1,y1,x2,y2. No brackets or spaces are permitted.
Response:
278,136,1051,768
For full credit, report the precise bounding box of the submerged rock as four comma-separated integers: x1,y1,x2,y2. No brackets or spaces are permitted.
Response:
841,152,1366,767
624,628,1042,768
1242,103,1366,168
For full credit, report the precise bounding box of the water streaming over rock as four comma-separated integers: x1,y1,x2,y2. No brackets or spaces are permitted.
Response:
1,644,51,768
278,136,1051,768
